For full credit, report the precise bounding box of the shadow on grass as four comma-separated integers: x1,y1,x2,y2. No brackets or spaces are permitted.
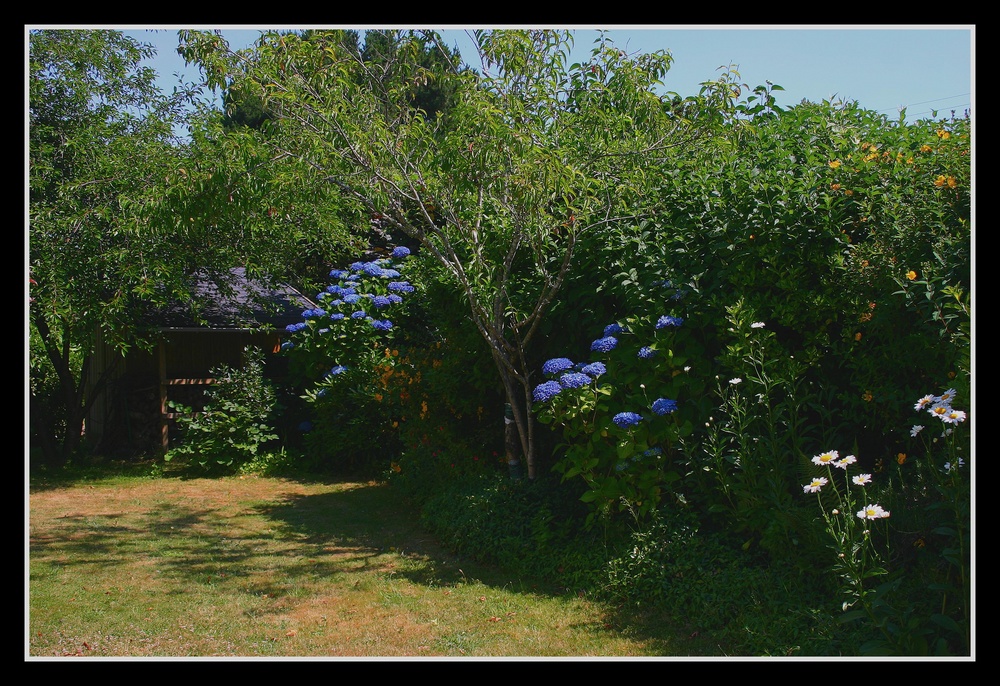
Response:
258,481,529,590
258,481,709,654
29,474,707,655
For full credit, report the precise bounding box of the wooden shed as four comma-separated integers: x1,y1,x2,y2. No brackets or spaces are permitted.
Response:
85,268,316,455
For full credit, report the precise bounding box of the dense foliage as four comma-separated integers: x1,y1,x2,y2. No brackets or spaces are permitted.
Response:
30,28,972,656
164,347,280,472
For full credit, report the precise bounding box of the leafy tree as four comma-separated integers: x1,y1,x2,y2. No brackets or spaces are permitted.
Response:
28,29,345,467
29,29,190,466
178,28,710,478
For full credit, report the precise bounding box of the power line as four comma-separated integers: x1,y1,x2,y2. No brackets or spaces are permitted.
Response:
902,93,970,107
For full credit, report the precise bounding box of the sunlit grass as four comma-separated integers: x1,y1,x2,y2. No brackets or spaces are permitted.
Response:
28,473,707,658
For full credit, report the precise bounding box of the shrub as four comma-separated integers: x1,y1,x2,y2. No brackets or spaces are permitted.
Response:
164,346,280,472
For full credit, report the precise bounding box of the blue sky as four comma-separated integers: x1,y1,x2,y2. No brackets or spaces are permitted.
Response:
107,24,974,124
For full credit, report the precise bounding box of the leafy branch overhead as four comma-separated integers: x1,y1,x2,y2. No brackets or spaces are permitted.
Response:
180,28,710,476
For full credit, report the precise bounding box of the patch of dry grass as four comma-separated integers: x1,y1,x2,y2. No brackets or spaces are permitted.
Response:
28,474,704,659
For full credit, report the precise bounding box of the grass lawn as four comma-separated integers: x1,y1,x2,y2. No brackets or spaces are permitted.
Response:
28,471,716,659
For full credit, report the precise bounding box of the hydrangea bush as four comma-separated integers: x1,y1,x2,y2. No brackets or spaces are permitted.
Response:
282,246,412,390
533,301,698,524
280,246,416,471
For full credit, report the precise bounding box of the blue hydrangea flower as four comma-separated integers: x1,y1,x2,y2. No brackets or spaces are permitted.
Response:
559,372,592,389
329,312,345,320
656,315,684,329
604,323,623,336
638,346,656,359
392,246,411,258
351,311,367,319
286,322,307,333
328,365,347,376
349,261,367,271
372,295,391,308
388,281,415,293
379,268,401,278
581,362,607,378
591,336,618,353
532,380,563,403
302,308,325,318
280,341,294,351
388,294,403,304
343,293,361,304
542,357,575,376
360,262,383,276
318,328,329,335
371,319,393,331
329,269,350,280
643,446,663,457
613,412,643,428
652,398,678,415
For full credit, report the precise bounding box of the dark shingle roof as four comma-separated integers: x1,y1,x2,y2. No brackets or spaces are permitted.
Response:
148,268,316,330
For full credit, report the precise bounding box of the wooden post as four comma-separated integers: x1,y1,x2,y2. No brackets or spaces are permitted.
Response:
159,340,168,450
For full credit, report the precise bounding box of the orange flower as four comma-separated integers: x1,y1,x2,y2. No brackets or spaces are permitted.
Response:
920,144,932,153
936,129,951,139
862,390,874,402
947,176,958,188
855,332,862,341
831,183,841,191
906,270,917,280
897,453,907,465
829,159,842,169
934,175,947,187
844,189,853,196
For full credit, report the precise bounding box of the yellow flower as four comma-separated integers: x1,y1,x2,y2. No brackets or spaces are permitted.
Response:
920,144,932,153
855,332,862,341
947,176,958,188
844,189,853,196
862,390,874,402
906,270,917,280
934,175,947,187
828,159,842,169
936,129,951,139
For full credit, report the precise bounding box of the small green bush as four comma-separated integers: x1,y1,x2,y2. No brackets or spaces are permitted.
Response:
165,346,280,472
